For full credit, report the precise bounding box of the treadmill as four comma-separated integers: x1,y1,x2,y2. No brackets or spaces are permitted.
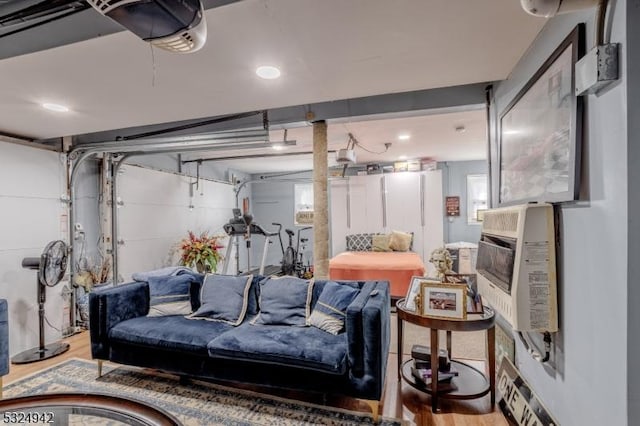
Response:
222,209,283,276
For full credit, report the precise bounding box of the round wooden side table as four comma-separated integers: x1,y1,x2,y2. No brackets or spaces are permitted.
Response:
396,298,496,413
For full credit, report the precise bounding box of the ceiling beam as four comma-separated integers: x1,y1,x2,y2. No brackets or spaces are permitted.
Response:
68,82,488,146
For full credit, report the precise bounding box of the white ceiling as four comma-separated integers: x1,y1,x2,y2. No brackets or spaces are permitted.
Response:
0,0,546,172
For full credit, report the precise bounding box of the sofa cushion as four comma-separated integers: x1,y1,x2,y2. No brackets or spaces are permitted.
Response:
147,273,199,317
187,274,253,325
309,281,360,335
109,316,233,355
251,276,313,326
207,323,348,374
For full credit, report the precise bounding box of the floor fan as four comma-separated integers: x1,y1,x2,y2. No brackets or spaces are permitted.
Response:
12,240,70,364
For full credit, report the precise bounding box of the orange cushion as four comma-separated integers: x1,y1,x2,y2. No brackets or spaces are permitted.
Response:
329,252,426,298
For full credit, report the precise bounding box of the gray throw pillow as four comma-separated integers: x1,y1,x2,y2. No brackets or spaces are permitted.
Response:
251,276,313,326
309,281,360,334
147,274,194,317
187,274,253,325
346,234,374,251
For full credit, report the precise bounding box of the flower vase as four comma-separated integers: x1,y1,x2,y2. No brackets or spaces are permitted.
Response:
195,261,207,274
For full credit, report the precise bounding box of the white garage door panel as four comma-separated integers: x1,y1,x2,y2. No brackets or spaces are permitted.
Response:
0,140,68,356
119,204,191,240
0,143,64,198
118,238,184,282
119,167,185,204
117,165,236,282
197,186,234,208
0,251,68,357
0,199,63,250
191,206,235,233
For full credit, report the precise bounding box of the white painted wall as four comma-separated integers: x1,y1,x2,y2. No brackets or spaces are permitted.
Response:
115,165,237,281
0,140,69,356
491,4,627,425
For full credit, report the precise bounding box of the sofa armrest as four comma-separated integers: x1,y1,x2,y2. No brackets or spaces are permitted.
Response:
345,281,390,400
89,281,150,359
0,299,8,377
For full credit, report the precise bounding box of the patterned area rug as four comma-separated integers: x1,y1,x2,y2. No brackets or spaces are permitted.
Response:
4,359,403,426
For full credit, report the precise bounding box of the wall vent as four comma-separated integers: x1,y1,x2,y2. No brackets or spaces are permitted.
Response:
482,211,519,233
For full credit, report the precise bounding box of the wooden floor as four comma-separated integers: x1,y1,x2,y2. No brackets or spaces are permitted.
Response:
5,332,508,426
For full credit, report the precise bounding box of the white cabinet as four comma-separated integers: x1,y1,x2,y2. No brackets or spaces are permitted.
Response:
348,175,384,234
421,170,444,264
329,179,349,256
383,173,424,258
329,171,444,263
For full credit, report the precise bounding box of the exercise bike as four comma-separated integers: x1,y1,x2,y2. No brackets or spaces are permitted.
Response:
275,225,312,278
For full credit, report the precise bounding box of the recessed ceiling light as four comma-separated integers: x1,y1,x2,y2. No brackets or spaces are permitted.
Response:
398,134,410,141
256,66,281,79
399,155,407,160
42,103,70,112
272,144,285,151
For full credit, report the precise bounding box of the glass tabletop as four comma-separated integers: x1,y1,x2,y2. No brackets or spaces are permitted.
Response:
0,393,180,426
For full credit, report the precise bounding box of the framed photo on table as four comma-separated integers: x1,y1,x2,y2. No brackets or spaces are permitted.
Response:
404,276,440,312
419,282,467,320
444,273,483,314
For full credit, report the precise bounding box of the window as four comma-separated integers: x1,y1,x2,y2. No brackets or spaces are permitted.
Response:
467,174,488,225
294,183,313,226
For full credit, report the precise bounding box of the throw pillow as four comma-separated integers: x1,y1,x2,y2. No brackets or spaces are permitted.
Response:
147,274,196,317
187,274,253,325
346,234,374,251
372,234,391,252
132,266,193,282
251,276,313,326
388,230,413,252
309,281,360,335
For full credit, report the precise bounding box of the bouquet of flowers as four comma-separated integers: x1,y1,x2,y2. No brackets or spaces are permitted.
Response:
180,231,225,273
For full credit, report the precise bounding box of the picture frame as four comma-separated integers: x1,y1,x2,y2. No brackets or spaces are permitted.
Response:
443,273,483,314
404,276,441,312
443,273,478,298
419,282,467,320
498,24,584,206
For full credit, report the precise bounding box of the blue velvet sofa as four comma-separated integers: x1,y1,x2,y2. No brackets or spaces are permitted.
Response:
89,277,390,420
1,299,8,398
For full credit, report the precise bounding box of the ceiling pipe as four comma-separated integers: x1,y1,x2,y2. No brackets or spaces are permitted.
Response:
76,129,271,151
180,145,317,164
